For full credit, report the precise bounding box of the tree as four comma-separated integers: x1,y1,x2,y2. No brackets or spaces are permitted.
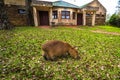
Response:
0,0,14,30
106,14,111,21
25,0,34,26
25,0,31,26
109,0,120,27
117,0,120,15
106,14,111,25
109,13,120,27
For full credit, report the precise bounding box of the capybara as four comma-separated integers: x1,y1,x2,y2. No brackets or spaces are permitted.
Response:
42,40,79,60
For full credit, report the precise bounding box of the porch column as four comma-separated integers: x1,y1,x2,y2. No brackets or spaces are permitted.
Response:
92,12,96,26
33,7,38,26
49,7,53,26
58,10,61,23
76,11,77,25
83,11,86,26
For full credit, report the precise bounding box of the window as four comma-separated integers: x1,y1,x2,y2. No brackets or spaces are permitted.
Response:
52,11,58,19
86,13,91,16
100,12,102,16
102,15,105,17
18,9,26,14
73,12,75,19
96,14,100,17
61,11,70,19
96,14,105,17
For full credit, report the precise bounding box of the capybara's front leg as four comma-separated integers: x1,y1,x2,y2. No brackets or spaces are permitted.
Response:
48,52,55,61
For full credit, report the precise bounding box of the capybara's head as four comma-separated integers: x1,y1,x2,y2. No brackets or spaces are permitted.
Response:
69,47,80,59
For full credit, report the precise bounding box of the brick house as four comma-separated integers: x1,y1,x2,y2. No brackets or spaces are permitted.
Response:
4,0,106,26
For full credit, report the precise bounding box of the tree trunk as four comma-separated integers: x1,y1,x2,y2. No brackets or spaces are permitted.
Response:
0,0,14,30
25,0,34,26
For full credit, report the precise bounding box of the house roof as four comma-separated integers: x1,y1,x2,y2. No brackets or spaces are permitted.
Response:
33,0,106,11
53,1,79,8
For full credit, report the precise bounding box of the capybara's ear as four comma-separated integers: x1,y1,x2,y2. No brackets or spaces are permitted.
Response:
73,46,78,50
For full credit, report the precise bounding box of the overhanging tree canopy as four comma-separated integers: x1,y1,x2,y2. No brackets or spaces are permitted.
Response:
0,0,14,30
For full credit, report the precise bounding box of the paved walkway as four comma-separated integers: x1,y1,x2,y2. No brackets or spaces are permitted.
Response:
39,26,52,29
91,30,120,36
38,26,120,36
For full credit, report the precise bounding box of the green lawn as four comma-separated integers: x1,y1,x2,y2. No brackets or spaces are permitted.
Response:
0,26,120,79
80,25,120,33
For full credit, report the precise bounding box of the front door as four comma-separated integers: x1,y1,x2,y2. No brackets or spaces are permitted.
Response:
39,11,49,26
77,13,83,25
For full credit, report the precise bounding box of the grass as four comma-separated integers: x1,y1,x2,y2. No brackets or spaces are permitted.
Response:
0,26,120,79
80,25,120,33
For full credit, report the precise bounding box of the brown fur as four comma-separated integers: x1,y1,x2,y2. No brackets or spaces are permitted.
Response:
42,40,79,60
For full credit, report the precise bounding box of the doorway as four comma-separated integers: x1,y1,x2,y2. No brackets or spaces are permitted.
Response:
77,13,83,25
39,11,49,26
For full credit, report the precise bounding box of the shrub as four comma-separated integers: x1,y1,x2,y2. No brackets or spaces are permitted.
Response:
109,13,120,27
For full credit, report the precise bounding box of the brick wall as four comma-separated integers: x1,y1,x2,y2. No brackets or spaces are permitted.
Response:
86,16,92,26
95,17,106,25
86,16,106,26
6,5,28,26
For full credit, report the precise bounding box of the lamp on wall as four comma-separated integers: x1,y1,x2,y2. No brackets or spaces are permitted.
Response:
77,10,80,13
91,12,93,15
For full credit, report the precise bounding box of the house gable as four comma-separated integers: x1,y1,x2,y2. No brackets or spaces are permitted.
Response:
81,0,106,14
88,0,106,14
